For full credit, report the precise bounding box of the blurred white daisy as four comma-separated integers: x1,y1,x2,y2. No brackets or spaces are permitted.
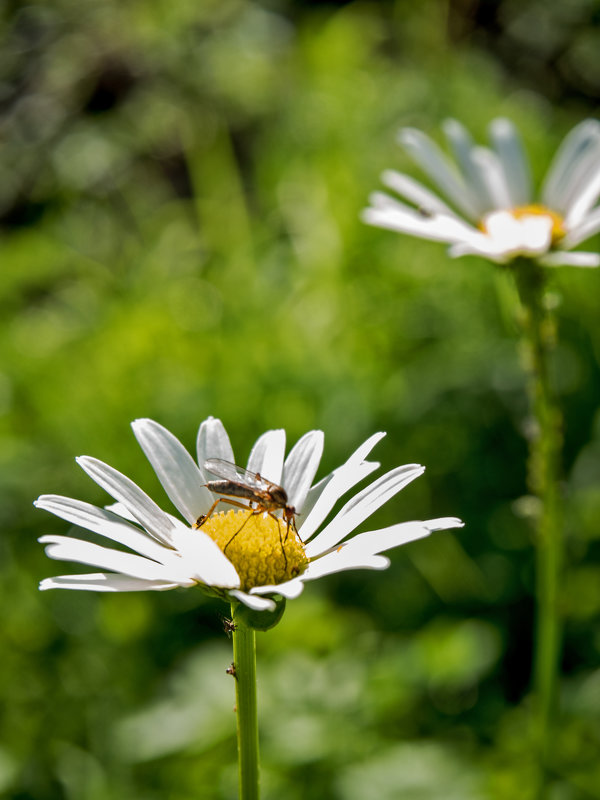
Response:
36,417,463,612
363,118,600,267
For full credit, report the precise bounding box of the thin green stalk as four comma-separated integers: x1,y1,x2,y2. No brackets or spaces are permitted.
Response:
231,604,260,800
513,259,563,777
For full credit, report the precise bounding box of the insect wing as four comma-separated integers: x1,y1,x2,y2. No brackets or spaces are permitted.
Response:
203,458,273,492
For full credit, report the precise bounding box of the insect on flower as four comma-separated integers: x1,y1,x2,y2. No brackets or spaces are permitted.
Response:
222,616,237,638
226,662,237,679
195,458,299,567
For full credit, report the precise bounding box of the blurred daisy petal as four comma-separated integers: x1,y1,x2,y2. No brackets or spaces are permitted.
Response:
489,118,531,206
399,127,480,218
562,206,600,247
443,118,484,204
540,251,600,268
470,147,513,210
543,120,600,210
381,170,461,218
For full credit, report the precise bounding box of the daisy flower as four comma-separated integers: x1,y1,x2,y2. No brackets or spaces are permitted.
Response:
36,417,463,612
363,117,600,267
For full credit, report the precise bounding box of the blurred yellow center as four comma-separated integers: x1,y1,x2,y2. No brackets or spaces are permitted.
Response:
200,509,308,591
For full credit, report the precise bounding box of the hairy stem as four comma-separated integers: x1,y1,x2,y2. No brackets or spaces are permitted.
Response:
513,259,563,784
231,603,260,800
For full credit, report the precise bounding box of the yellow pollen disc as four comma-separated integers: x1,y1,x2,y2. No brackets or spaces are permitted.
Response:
199,509,308,592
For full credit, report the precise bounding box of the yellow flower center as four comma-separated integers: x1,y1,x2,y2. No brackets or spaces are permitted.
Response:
200,509,308,591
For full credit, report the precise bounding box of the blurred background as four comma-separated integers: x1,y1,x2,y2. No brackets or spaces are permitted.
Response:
2,0,600,797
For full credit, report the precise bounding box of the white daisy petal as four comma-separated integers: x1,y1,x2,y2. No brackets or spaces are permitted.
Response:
282,430,324,512
542,119,600,210
381,170,463,218
564,139,600,212
172,523,240,588
104,501,137,522
362,205,483,246
341,517,464,558
300,550,391,580
398,127,480,219
517,216,555,252
34,495,174,563
108,500,187,531
132,419,213,524
39,535,194,584
246,429,286,483
299,432,385,541
249,578,305,599
362,206,450,242
369,190,419,215
448,240,507,261
563,165,600,228
39,574,182,592
337,522,431,558
298,473,335,522
561,149,600,219
196,417,235,479
470,146,513,210
424,516,466,531
229,590,276,612
489,118,532,206
482,211,523,250
305,464,425,558
76,457,176,546
449,211,554,262
443,119,495,213
562,206,600,247
539,251,600,268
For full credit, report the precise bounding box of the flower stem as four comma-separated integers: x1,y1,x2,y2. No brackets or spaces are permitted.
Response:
513,259,563,779
231,603,260,800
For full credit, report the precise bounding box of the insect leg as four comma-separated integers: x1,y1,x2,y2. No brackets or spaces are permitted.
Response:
283,510,298,542
193,497,222,528
266,511,288,570
223,510,257,555
194,497,251,528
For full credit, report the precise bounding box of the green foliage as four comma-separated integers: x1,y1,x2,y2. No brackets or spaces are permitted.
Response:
2,0,600,797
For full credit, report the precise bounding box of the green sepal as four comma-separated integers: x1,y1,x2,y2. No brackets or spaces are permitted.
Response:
234,596,286,631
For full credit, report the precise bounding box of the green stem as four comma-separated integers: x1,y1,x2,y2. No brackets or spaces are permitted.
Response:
513,259,563,777
231,603,260,800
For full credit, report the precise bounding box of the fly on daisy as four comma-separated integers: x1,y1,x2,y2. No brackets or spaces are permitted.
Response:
35,416,463,614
